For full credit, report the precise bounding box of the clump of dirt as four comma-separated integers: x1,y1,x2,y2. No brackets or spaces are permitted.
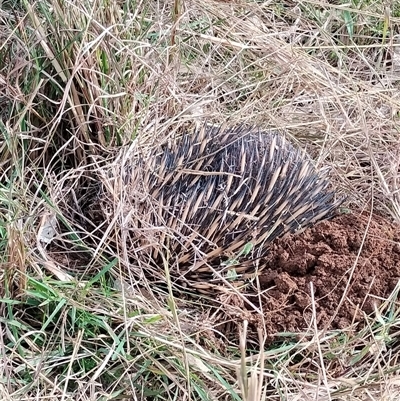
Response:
250,212,400,336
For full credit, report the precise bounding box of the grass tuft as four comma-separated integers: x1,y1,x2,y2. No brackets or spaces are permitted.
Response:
1,0,400,399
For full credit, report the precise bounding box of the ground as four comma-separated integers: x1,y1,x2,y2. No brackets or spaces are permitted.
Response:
4,1,400,398
231,212,400,338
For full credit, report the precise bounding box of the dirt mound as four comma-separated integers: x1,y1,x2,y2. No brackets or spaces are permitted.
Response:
251,212,400,336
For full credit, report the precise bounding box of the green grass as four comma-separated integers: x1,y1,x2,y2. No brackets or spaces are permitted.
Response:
1,0,400,399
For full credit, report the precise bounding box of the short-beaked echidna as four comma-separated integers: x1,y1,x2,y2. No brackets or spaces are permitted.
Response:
107,125,341,291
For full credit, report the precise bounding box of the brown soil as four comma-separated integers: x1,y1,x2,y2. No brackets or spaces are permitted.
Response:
241,212,400,337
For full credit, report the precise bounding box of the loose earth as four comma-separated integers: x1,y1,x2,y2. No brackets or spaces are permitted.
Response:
239,212,400,337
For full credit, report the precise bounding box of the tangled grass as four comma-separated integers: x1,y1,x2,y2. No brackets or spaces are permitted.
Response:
1,0,400,400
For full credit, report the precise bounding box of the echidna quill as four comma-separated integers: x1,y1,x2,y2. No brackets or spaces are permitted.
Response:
112,125,342,292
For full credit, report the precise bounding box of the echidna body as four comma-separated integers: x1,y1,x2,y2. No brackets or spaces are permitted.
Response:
118,125,341,290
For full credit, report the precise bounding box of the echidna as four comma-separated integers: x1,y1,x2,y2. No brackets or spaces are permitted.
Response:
105,125,341,292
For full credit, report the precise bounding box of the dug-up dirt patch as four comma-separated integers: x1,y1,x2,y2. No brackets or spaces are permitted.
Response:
243,212,400,337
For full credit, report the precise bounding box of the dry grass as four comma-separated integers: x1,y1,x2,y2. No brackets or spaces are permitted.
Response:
1,0,400,400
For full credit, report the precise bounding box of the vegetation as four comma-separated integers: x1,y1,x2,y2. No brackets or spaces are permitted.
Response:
1,0,400,399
